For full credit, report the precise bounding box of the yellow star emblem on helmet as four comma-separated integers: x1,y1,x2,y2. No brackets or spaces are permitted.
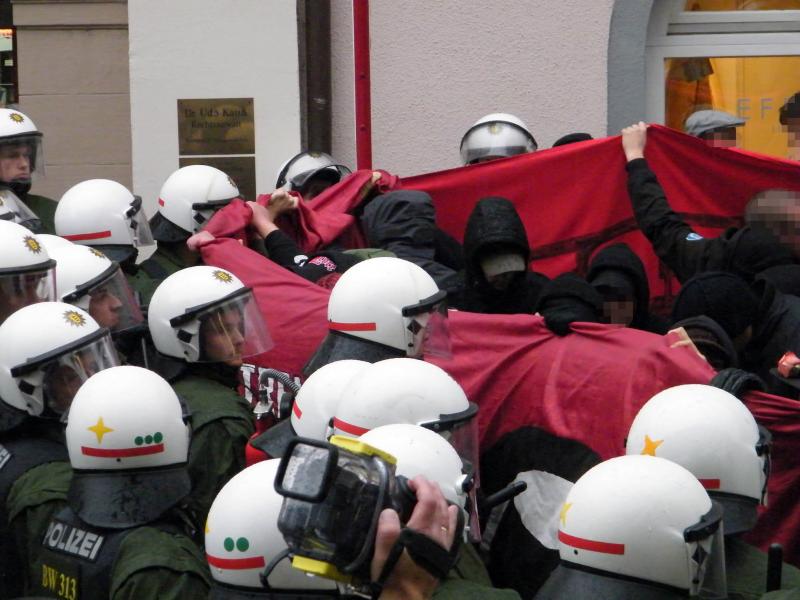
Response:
88,417,114,443
9,112,25,123
559,502,573,527
641,434,664,456
212,269,233,283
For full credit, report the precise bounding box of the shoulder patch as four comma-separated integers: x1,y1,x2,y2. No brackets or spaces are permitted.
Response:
686,232,704,241
0,443,12,470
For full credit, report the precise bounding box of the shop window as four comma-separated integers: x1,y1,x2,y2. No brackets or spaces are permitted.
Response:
647,0,800,159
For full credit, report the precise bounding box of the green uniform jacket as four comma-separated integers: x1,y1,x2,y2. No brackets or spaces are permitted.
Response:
727,536,800,600
7,461,211,598
434,543,521,599
24,193,57,234
762,591,800,599
173,373,255,530
127,245,187,307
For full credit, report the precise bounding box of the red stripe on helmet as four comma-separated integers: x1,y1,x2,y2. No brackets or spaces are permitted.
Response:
63,230,112,242
329,321,377,332
81,444,164,458
558,530,625,555
292,402,302,419
206,554,266,570
333,417,370,437
698,478,721,490
158,198,165,206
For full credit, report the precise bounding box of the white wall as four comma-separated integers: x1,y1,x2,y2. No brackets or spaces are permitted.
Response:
128,0,301,216
331,0,615,177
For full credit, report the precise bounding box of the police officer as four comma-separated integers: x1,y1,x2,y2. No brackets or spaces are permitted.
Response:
0,107,56,232
131,164,241,306
54,178,155,277
626,384,800,599
460,113,537,165
275,151,351,200
0,220,56,324
148,265,272,526
535,455,727,599
0,302,118,597
23,365,210,599
303,257,451,376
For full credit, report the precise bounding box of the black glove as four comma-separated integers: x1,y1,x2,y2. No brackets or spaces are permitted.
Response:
536,273,603,336
710,368,766,399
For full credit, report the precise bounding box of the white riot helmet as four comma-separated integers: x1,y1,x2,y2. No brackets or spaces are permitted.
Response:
275,151,351,200
326,257,450,358
35,233,73,250
65,365,191,528
0,221,56,324
152,164,240,242
148,265,273,364
460,113,537,165
359,424,472,509
537,455,726,600
40,241,144,334
626,384,770,535
252,360,370,459
0,109,45,191
55,179,154,263
206,459,339,593
0,302,118,424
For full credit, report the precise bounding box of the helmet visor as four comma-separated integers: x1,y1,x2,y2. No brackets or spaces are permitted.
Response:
127,196,155,247
81,267,144,334
460,122,537,165
0,134,44,180
403,291,452,359
0,188,41,229
684,501,726,599
0,265,57,324
291,165,352,192
37,332,119,416
196,289,274,364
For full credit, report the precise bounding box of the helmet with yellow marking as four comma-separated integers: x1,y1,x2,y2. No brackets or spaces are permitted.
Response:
0,221,56,325
148,265,273,364
205,458,339,592
537,455,726,600
65,365,191,527
626,383,770,534
0,302,118,429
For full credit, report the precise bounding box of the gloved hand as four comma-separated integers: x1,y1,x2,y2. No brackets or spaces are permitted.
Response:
710,368,766,399
536,273,603,336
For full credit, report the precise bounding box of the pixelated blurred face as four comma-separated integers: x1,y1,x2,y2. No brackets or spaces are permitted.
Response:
300,172,339,201
786,118,800,160
88,285,123,329
0,144,32,182
200,307,245,367
747,191,800,257
486,271,518,292
702,128,738,149
602,300,635,327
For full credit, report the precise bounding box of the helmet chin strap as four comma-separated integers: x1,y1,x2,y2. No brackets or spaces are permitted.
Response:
5,179,32,199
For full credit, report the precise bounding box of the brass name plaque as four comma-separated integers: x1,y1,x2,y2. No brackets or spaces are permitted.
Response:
178,98,255,156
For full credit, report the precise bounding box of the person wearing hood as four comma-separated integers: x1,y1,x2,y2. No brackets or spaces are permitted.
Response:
671,315,739,371
621,122,797,284
361,190,463,292
587,242,668,333
450,196,548,314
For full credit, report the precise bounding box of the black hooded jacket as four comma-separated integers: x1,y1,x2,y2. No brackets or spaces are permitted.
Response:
450,197,549,314
587,243,668,334
626,158,796,283
360,190,462,292
745,279,800,381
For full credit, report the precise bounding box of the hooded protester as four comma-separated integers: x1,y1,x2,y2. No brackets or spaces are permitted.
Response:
361,190,462,292
621,122,797,284
587,242,668,333
450,196,548,314
755,264,800,298
535,273,603,336
671,315,739,370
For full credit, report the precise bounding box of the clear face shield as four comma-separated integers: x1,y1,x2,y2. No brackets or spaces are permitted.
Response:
171,288,274,365
756,425,772,505
460,122,537,165
402,290,452,359
684,501,727,599
63,264,144,334
422,402,481,541
125,195,155,247
11,328,119,418
0,263,57,324
0,187,41,230
0,135,44,182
